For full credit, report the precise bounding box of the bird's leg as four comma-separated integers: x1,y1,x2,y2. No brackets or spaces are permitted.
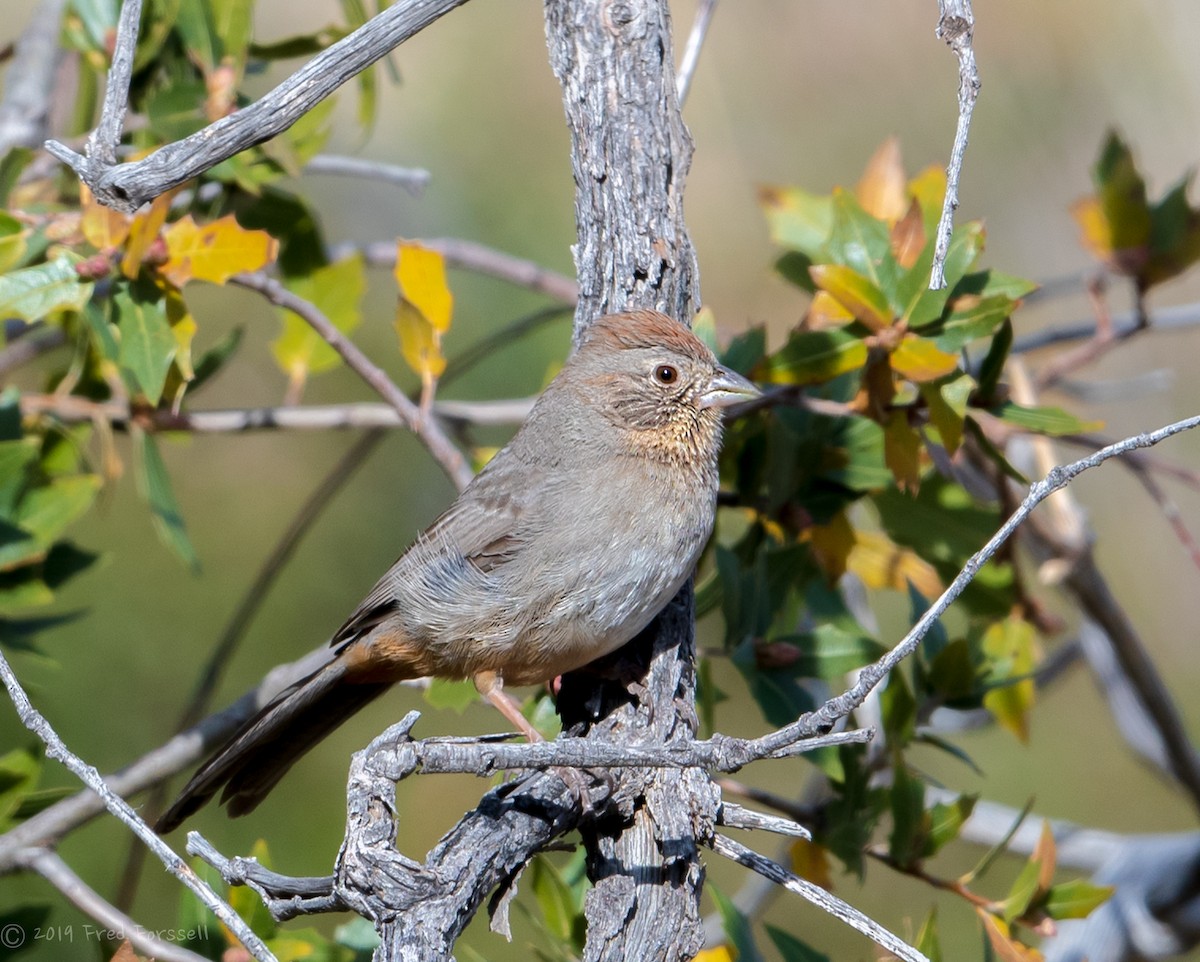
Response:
473,670,594,813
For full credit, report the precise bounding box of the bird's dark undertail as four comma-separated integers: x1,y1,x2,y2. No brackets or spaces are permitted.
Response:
156,664,392,832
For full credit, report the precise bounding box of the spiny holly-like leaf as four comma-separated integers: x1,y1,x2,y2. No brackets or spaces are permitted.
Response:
0,257,94,321
982,616,1037,742
115,285,176,405
758,327,868,386
759,185,833,260
162,214,278,287
134,431,199,573
891,334,961,383
270,254,365,381
809,263,892,331
1042,879,1114,920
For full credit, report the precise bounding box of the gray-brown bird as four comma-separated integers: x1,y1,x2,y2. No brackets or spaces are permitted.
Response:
157,309,758,831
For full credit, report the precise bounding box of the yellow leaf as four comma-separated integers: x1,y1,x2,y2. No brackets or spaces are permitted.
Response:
806,290,855,329
81,184,131,250
162,214,278,287
394,241,453,333
165,288,198,381
395,297,446,381
856,136,908,224
846,529,942,597
270,255,365,381
909,165,948,231
884,410,922,494
982,616,1038,743
891,334,961,382
120,191,175,279
809,511,855,580
789,838,834,890
810,263,892,331
693,948,735,962
1069,196,1114,261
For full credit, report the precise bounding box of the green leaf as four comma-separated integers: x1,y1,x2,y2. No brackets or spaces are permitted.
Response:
721,325,767,375
925,794,977,857
916,908,943,962
1095,131,1152,252
134,432,199,572
115,284,176,405
765,925,831,962
891,335,961,382
0,611,83,653
940,221,986,290
709,885,767,962
271,254,365,379
759,328,868,386
189,326,244,393
935,296,1018,353
0,148,34,207
0,213,28,273
925,638,978,703
0,745,41,830
1000,856,1043,922
760,185,833,259
11,786,78,821
0,258,93,322
1042,880,1114,920
888,765,925,864
977,318,1012,403
423,678,477,713
771,626,885,679
529,856,583,947
991,401,1101,436
229,839,278,940
827,188,896,290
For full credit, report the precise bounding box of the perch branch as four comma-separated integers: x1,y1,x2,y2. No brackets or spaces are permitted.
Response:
0,0,67,155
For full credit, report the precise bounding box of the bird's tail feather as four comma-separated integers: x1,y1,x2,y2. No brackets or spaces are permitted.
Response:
156,661,391,832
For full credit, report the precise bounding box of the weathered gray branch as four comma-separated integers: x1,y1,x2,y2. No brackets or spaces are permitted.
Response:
0,0,67,156
45,0,470,211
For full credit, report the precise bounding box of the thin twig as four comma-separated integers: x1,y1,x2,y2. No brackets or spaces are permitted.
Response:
1058,433,1200,490
675,0,718,107
0,327,68,378
305,154,431,195
347,238,579,304
1011,299,1200,356
0,646,277,962
229,271,472,490
712,835,928,962
87,0,142,168
761,412,1200,747
20,394,535,431
14,847,212,962
930,0,980,290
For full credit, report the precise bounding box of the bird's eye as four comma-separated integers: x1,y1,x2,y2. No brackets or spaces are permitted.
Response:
653,364,679,385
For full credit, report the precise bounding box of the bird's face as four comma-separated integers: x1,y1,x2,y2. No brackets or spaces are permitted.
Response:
572,310,759,462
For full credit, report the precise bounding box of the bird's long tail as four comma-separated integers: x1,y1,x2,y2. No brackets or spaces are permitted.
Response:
156,660,392,832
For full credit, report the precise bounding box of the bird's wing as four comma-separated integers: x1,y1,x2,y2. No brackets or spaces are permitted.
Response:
330,458,533,648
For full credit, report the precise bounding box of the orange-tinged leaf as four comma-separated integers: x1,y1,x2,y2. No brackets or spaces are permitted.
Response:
891,334,960,382
120,191,174,279
790,838,834,889
1033,821,1057,892
162,214,278,287
109,940,145,962
856,136,908,224
394,242,453,333
846,529,941,597
978,910,1044,962
395,297,446,381
891,198,927,269
1070,196,1115,261
806,289,855,329
809,263,892,331
81,184,131,250
884,411,922,493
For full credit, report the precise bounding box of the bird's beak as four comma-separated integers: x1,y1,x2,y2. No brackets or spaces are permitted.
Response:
699,365,761,409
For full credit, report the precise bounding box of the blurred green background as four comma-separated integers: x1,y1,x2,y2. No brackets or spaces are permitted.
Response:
2,0,1200,959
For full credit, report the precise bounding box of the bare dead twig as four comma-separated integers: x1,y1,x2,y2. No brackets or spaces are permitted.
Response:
14,848,212,962
46,0,471,211
930,0,980,290
228,271,472,490
712,835,928,962
304,154,431,195
675,0,718,107
0,644,277,962
0,0,67,155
